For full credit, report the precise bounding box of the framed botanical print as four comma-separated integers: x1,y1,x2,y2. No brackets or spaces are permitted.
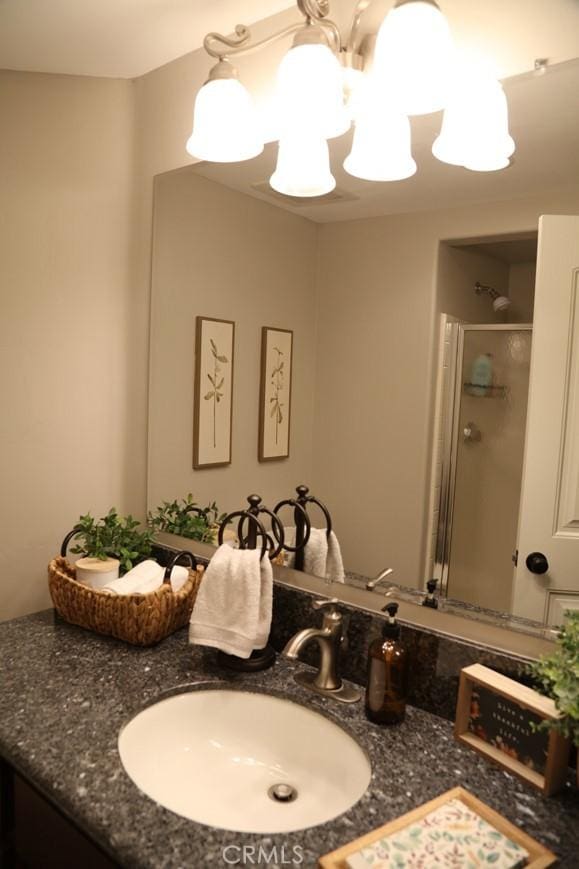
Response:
193,316,235,469
258,326,293,462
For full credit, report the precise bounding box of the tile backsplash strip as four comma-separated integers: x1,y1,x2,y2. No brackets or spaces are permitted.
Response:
269,584,531,722
153,545,531,722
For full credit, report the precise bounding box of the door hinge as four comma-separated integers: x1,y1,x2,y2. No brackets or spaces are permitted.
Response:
512,549,518,566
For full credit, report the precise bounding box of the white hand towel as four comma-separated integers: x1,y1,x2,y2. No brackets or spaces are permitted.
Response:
189,544,273,658
325,530,345,584
303,528,329,579
282,527,345,583
102,560,189,595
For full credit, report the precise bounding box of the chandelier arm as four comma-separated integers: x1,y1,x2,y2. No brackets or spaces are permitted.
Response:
297,0,331,20
203,21,313,60
317,17,342,52
203,24,252,59
346,0,377,54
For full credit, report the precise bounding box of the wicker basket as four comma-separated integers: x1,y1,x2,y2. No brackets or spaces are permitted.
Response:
48,556,204,646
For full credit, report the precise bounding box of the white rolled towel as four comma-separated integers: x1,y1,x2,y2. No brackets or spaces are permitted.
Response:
102,560,189,595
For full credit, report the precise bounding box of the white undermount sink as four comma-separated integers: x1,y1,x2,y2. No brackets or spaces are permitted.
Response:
118,688,371,834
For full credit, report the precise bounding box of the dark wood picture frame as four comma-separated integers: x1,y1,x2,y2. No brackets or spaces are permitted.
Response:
258,326,293,462
193,316,235,469
454,664,570,796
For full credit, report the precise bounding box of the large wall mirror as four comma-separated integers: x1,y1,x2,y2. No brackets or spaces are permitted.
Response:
148,55,579,633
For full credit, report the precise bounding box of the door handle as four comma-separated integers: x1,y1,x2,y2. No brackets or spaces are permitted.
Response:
463,422,482,442
525,552,549,575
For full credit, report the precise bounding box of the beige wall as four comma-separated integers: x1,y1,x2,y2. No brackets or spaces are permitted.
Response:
148,169,318,516
0,71,143,620
508,261,536,322
437,245,510,324
313,186,579,584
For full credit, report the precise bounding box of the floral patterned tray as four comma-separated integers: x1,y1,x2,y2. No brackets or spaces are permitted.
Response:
318,788,556,869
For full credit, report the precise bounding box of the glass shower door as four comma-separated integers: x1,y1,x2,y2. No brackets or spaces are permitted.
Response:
445,326,532,612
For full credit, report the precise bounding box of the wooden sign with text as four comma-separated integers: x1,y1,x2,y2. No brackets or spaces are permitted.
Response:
454,664,570,796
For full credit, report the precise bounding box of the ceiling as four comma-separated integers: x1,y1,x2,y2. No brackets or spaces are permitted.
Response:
0,0,292,78
0,0,579,79
459,238,539,265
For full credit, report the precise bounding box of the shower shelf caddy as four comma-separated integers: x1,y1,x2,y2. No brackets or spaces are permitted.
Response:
463,382,508,397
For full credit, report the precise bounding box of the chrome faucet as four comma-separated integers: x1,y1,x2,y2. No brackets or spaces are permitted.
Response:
282,599,361,704
366,566,394,591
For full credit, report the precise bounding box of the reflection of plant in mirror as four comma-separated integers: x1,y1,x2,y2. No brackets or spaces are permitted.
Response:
528,611,579,746
269,346,284,444
204,337,228,448
148,494,227,543
71,509,154,574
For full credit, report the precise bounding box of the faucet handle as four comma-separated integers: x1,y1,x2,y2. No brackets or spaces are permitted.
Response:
311,597,340,611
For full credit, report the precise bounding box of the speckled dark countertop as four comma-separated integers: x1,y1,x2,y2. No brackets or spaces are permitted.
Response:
1,611,577,868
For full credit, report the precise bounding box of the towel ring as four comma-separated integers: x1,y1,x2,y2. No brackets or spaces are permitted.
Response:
218,511,269,561
272,499,312,552
295,485,333,539
238,507,285,560
163,550,197,583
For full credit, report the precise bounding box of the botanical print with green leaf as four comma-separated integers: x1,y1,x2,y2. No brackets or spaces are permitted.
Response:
261,328,292,460
204,337,229,449
269,345,285,445
346,798,529,869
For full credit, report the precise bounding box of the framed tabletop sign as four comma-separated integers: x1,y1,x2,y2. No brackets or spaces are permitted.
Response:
258,327,293,462
454,664,570,796
193,316,235,469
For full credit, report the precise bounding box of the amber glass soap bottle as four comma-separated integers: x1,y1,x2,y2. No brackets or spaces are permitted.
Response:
365,602,409,725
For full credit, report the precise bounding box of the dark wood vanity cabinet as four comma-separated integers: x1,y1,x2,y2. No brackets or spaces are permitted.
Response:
0,759,119,869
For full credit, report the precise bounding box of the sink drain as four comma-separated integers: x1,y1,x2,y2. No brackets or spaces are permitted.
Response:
268,783,298,803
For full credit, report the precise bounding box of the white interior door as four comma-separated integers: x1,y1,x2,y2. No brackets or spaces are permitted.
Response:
512,215,579,624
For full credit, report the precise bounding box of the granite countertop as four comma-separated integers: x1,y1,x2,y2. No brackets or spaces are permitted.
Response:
1,611,577,868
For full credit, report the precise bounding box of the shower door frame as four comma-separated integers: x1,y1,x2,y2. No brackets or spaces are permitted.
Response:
433,322,533,602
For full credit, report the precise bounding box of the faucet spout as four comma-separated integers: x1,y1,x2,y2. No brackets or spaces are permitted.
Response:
283,627,330,660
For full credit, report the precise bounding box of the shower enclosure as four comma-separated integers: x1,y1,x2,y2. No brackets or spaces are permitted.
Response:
433,323,532,613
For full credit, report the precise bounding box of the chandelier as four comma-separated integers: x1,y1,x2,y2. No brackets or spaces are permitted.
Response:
186,0,515,198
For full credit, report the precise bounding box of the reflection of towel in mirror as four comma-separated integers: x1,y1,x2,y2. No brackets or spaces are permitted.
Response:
103,560,189,595
284,527,345,583
189,544,273,658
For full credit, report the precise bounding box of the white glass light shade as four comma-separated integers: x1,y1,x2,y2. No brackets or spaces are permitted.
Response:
344,104,416,182
276,41,350,140
432,72,514,172
373,0,454,116
186,78,263,163
270,135,336,197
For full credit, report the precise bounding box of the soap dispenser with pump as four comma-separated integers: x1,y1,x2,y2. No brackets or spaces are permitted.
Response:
365,602,409,725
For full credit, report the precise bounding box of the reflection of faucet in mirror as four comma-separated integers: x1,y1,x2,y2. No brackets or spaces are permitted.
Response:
366,567,394,591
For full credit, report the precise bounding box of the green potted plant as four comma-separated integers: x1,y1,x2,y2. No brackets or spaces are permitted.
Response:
148,494,227,544
71,508,154,587
528,611,579,784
